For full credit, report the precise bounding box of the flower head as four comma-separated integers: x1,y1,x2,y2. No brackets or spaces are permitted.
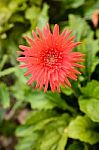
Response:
17,24,84,92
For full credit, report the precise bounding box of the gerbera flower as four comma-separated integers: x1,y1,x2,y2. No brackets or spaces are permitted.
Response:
17,23,84,92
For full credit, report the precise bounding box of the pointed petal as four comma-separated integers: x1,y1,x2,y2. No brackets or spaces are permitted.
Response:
19,45,31,51
43,23,51,37
53,24,59,36
32,30,38,40
24,36,34,46
65,77,71,87
36,27,43,39
61,28,67,36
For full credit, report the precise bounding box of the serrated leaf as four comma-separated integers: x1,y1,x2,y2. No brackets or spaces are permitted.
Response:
80,80,99,99
16,110,59,137
26,91,57,110
16,110,70,150
68,116,99,144
37,113,70,150
24,110,59,128
79,98,99,122
39,130,60,150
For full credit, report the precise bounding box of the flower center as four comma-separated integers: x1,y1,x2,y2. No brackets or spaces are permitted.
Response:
47,53,57,64
41,48,63,68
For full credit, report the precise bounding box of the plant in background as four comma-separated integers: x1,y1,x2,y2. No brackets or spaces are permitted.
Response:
17,24,84,92
0,0,99,150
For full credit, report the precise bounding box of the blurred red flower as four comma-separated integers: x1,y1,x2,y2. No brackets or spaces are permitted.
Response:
92,9,99,28
17,24,84,92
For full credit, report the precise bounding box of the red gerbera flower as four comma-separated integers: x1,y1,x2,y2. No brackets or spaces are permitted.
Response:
17,23,84,92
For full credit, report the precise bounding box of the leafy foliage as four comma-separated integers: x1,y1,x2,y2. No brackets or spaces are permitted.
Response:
0,0,99,149
16,110,70,150
68,115,99,144
0,82,10,108
79,80,99,122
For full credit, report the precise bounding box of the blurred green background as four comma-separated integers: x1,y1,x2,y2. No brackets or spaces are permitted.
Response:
0,0,99,150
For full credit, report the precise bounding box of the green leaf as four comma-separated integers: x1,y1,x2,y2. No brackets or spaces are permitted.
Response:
80,80,99,99
83,37,99,79
25,5,40,29
16,110,70,150
39,130,60,150
57,133,68,150
16,126,36,137
43,91,69,110
79,80,99,122
0,54,8,71
70,0,85,8
68,116,99,144
26,90,57,110
12,72,69,110
16,132,42,150
61,86,73,96
68,14,91,41
37,113,70,150
0,67,16,77
0,82,10,108
79,98,99,122
0,6,12,26
25,6,40,20
24,110,58,126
